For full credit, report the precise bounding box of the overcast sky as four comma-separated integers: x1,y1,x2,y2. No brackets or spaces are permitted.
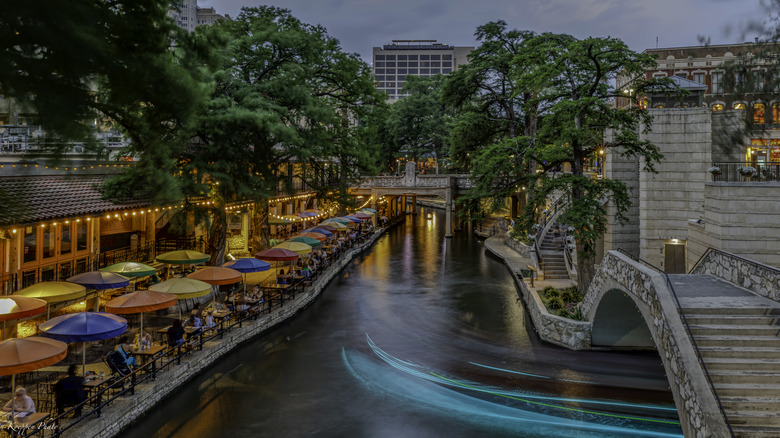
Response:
201,0,769,62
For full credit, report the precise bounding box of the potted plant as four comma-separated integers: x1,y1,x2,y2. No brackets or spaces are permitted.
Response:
737,166,756,180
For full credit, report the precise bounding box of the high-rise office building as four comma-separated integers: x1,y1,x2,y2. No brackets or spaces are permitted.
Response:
170,1,225,33
372,40,473,100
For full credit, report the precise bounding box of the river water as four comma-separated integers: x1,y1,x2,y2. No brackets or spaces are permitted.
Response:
124,208,682,438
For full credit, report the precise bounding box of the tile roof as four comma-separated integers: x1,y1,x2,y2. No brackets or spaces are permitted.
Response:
0,174,150,227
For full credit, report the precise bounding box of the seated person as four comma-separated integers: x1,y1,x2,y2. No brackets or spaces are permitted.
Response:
277,269,289,284
212,299,226,312
53,365,85,416
203,310,215,329
167,319,185,347
191,302,202,319
140,330,152,348
3,387,35,414
114,336,137,367
185,313,202,330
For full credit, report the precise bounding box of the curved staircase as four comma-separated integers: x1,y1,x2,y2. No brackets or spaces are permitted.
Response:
539,225,569,280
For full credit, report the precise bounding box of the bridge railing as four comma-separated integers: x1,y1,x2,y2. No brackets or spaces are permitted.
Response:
616,249,735,438
690,247,780,303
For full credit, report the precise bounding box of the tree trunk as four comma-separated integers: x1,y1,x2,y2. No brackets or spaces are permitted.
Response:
249,201,270,254
576,245,595,293
208,207,227,266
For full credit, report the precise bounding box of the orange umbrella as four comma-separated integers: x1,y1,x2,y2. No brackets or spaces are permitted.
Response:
105,290,178,340
187,267,242,286
0,336,67,419
0,296,47,340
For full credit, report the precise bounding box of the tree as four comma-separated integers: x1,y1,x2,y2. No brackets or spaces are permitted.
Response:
103,6,383,265
386,75,451,171
442,21,536,221
515,33,664,291
0,0,207,157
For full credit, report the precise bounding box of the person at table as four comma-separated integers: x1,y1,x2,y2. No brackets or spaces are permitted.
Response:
203,310,215,330
114,336,137,367
3,387,35,415
54,365,85,416
277,269,289,284
191,302,202,319
212,299,226,312
140,330,153,348
167,319,185,347
185,313,202,330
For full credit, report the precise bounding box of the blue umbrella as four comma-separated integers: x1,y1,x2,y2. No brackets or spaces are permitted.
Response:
341,216,361,223
222,258,271,273
307,227,333,237
40,312,128,375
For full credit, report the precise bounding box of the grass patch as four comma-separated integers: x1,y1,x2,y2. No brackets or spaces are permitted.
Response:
538,286,586,321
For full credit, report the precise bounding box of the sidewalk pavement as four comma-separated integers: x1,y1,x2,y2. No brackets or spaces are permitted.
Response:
483,235,575,293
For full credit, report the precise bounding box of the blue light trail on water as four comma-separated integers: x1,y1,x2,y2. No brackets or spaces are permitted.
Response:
341,334,683,438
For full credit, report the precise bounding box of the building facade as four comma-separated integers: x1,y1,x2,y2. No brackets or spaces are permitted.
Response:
372,40,473,100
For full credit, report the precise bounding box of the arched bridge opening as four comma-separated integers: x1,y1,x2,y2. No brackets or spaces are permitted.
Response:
591,288,654,348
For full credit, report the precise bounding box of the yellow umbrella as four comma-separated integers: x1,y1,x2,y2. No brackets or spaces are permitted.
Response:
273,241,312,256
319,220,347,230
148,277,212,319
13,281,87,319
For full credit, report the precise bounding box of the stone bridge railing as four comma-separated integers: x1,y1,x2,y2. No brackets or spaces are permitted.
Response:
581,251,730,438
691,248,780,303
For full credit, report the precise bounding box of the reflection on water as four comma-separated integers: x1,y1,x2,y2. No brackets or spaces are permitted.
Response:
123,208,680,438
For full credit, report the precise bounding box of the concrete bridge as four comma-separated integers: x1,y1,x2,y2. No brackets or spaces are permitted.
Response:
350,162,473,237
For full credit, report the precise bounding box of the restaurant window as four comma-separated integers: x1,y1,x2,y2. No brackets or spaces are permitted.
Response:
61,224,72,255
42,225,55,258
23,227,36,263
76,222,87,251
693,72,705,85
712,103,724,112
711,72,723,93
773,103,780,123
754,103,766,124
734,102,746,110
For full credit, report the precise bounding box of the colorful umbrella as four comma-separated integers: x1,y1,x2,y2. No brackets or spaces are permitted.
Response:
187,267,242,286
14,281,86,304
67,271,130,290
255,248,300,262
222,258,271,273
352,212,371,220
273,241,312,256
105,290,177,341
325,217,351,224
100,261,156,278
305,209,324,215
296,232,327,241
0,337,67,420
155,249,210,265
289,236,321,247
0,296,47,340
341,216,361,223
307,227,333,237
148,277,212,299
39,312,128,376
360,208,377,213
319,220,347,230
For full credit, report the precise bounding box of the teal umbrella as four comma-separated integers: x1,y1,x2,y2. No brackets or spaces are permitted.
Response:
289,236,322,247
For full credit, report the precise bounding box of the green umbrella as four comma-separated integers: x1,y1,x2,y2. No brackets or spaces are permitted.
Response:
100,261,156,278
324,217,350,224
289,236,321,247
156,249,210,265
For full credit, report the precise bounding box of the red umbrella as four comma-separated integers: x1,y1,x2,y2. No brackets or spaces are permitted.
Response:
255,248,300,262
352,212,371,220
316,225,338,232
0,296,47,340
187,267,242,286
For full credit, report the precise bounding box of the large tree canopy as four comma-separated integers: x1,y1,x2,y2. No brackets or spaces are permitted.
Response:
0,0,207,156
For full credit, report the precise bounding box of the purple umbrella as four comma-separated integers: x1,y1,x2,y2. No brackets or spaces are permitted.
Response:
306,228,333,237
39,312,128,375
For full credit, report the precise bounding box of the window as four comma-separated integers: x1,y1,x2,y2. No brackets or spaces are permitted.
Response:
386,69,396,75
42,226,54,258
407,68,418,74
734,102,746,110
398,62,407,67
420,68,430,74
420,55,430,60
774,103,780,123
712,103,724,112
754,103,766,124
385,61,396,67
375,61,385,67
431,62,440,68
397,69,407,74
693,73,705,85
408,55,418,60
442,61,452,68
375,55,385,60
77,222,87,251
407,61,418,67
397,75,406,81
429,69,441,75
385,55,396,60
61,224,71,255
442,68,452,74
442,54,452,60
711,72,723,93
23,227,36,263
753,71,765,91
430,54,440,60
420,61,430,67
397,55,407,60
375,69,385,74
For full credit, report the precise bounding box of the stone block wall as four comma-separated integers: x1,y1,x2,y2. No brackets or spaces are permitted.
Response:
639,108,711,269
688,182,780,270
690,249,780,303
604,132,640,259
581,251,729,438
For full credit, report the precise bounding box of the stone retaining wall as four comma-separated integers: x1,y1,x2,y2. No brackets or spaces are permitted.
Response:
691,249,780,303
482,238,590,350
581,251,729,438
69,231,386,438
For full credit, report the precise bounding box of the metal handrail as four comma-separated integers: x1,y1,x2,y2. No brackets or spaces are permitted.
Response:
616,248,734,438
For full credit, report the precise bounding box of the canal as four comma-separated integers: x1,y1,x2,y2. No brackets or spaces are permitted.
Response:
124,207,682,437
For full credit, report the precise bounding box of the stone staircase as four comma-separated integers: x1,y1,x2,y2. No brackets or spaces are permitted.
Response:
539,226,569,280
685,306,780,438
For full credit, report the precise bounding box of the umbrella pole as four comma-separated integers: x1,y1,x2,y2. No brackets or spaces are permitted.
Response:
2,321,5,341
82,342,86,377
10,374,15,422
140,313,144,348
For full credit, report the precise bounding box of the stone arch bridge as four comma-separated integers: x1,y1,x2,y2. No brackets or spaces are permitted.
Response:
350,162,474,237
573,249,780,438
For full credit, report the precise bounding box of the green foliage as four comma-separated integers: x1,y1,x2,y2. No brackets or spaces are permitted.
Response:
0,0,207,157
539,286,584,320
